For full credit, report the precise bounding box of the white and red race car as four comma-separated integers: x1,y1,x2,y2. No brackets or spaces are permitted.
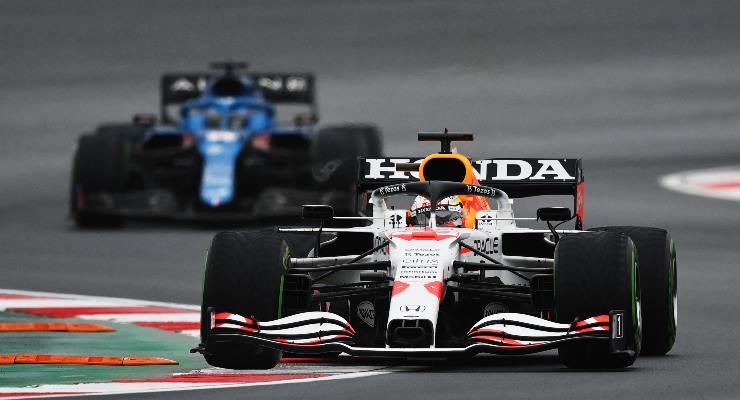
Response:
194,132,677,369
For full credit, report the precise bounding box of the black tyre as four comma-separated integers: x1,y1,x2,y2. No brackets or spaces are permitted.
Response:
590,226,677,355
200,230,290,369
554,231,641,368
314,124,383,192
70,124,142,228
275,228,317,259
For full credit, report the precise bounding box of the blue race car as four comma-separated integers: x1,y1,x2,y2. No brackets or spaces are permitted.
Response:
70,62,382,227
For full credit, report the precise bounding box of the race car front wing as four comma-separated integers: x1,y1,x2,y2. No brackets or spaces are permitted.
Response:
198,309,631,358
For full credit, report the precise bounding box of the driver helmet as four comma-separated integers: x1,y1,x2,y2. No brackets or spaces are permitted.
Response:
409,195,465,227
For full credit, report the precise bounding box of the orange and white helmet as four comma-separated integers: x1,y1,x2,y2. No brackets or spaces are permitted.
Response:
409,196,465,227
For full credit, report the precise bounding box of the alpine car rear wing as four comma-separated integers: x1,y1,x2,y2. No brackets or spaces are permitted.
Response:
160,72,316,123
357,157,585,228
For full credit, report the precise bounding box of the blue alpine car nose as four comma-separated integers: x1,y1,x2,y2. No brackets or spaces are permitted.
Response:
198,130,244,207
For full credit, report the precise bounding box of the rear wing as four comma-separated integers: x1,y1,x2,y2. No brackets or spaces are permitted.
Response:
160,72,316,123
357,157,585,228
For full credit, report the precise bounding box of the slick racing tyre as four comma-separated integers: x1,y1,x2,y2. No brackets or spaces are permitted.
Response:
554,231,642,368
70,124,141,228
590,226,677,355
314,123,382,194
200,231,289,369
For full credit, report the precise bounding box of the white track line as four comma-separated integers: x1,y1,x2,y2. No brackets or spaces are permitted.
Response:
0,370,394,400
76,313,200,323
0,288,199,311
0,299,128,309
660,166,740,201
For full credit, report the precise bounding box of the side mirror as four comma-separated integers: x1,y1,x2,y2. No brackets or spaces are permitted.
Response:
537,207,572,222
302,204,334,220
132,113,157,128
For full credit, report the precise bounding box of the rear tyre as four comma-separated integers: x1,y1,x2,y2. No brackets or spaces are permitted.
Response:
554,231,641,368
314,124,382,213
70,124,142,228
200,231,289,369
590,226,677,355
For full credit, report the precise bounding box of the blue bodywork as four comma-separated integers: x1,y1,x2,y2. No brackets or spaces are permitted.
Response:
146,75,307,207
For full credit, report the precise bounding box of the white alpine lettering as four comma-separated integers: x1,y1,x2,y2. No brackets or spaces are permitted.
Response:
170,78,195,92
258,77,283,91
197,77,207,91
285,77,308,92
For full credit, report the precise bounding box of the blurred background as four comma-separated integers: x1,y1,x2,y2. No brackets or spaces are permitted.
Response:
1,1,740,397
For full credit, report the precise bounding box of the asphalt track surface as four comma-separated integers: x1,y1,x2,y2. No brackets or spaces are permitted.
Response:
2,1,740,398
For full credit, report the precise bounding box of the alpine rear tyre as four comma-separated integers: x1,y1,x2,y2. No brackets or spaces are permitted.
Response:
70,133,128,228
554,231,642,368
200,231,290,369
314,124,382,191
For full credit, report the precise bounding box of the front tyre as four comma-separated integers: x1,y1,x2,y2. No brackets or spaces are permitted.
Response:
554,231,642,368
200,231,290,369
590,226,677,355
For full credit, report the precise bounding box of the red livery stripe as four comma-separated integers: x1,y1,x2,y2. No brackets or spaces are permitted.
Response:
392,231,457,241
475,335,527,346
424,282,444,302
0,294,50,300
701,181,740,189
114,373,328,384
134,322,201,331
391,281,410,297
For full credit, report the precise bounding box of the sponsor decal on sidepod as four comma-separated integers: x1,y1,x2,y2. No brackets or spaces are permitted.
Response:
356,301,375,327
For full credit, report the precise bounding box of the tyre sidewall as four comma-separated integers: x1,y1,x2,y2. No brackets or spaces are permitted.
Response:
313,124,382,190
590,226,677,355
200,231,289,369
554,232,641,368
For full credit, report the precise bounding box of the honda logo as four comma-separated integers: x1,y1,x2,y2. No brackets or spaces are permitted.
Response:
401,305,426,313
364,158,576,182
